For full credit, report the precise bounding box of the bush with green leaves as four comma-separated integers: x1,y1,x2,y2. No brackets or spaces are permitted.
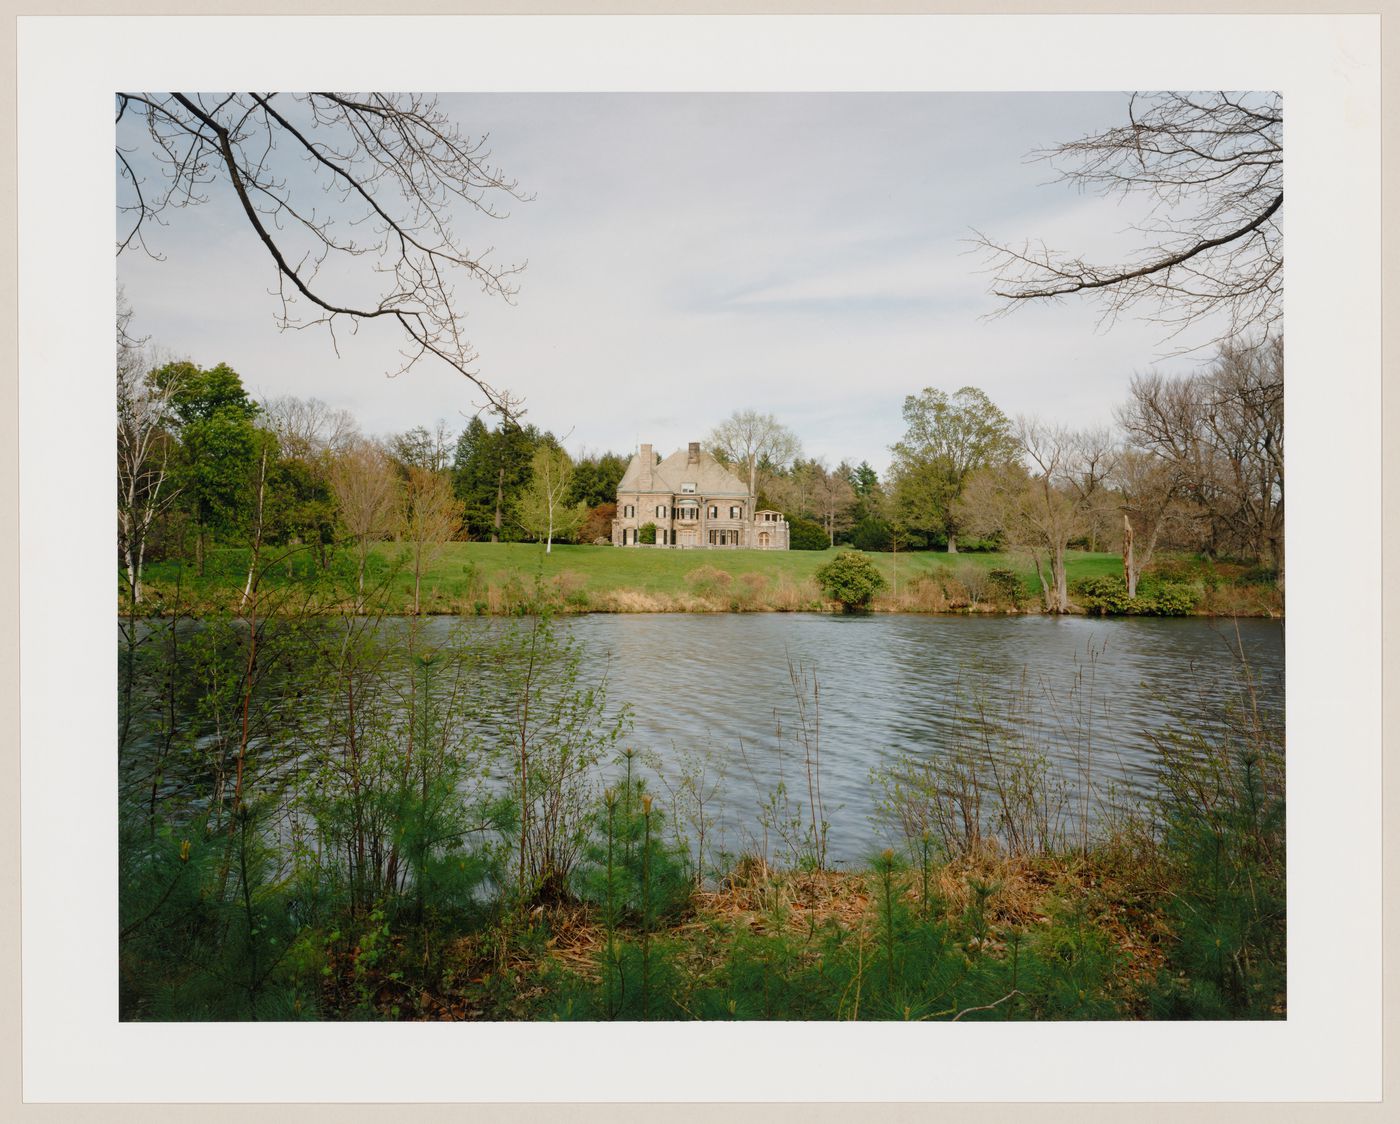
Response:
1075,574,1133,615
814,550,886,612
1132,581,1197,616
786,516,829,551
637,522,657,545
987,568,1026,608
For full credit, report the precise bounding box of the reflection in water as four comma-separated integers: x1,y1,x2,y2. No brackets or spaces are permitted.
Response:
122,612,1284,867
498,613,1280,864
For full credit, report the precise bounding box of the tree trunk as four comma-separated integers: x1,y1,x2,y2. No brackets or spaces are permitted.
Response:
1032,555,1051,612
493,465,504,543
242,446,269,605
1123,514,1137,599
947,533,958,554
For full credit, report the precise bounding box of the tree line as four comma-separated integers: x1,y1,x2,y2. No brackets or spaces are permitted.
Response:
706,334,1282,613
119,293,1281,613
116,303,635,606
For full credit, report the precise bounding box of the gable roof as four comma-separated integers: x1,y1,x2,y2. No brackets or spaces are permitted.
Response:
617,445,749,496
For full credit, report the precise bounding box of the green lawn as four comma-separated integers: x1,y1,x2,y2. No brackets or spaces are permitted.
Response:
137,541,1128,614
402,541,1125,598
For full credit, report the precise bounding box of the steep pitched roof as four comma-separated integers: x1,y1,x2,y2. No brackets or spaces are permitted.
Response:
617,445,749,496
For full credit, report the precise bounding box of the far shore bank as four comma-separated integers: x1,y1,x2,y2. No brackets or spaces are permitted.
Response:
123,541,1283,620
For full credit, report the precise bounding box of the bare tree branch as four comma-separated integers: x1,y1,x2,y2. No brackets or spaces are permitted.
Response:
974,92,1282,349
115,92,532,414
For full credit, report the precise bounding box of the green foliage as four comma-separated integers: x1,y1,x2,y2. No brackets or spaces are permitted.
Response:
157,361,261,565
637,521,657,545
565,758,695,1019
485,608,631,902
1075,573,1133,615
1146,706,1286,1019
119,801,314,1021
451,417,561,541
565,452,628,508
1133,581,1198,616
851,517,892,552
1074,574,1197,616
888,386,1018,549
814,550,886,612
987,568,1026,607
786,516,828,550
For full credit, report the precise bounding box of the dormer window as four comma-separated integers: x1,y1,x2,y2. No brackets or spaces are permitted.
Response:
681,482,697,494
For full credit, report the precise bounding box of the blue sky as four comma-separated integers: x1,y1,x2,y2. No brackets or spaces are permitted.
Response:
117,92,1218,474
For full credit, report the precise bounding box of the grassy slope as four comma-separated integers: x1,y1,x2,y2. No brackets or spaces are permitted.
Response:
404,541,1123,596
139,541,1128,614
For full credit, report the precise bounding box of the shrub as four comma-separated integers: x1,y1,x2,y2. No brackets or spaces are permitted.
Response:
814,550,886,612
954,562,990,608
787,516,828,551
1131,582,1197,616
637,522,656,545
987,568,1026,608
1074,574,1132,616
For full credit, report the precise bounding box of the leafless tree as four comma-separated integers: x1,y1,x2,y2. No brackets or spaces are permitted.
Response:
261,395,359,460
398,466,463,613
814,461,857,546
115,93,530,409
975,92,1282,346
707,409,802,501
1113,448,1196,598
1064,428,1121,553
329,436,401,598
958,420,1090,613
116,296,180,606
1117,336,1283,580
389,419,454,474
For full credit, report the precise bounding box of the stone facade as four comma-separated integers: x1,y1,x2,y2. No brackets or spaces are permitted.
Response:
612,441,790,550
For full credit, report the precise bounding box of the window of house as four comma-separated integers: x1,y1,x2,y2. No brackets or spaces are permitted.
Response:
730,505,741,519
656,504,666,518
681,482,696,493
708,505,717,518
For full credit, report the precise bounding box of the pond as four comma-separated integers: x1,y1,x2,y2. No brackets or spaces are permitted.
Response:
547,613,1284,864
120,612,1284,868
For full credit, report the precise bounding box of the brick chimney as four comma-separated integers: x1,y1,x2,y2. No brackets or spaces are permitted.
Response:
639,443,653,488
688,441,700,464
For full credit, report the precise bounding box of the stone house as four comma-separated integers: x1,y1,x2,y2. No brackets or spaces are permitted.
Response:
612,442,790,550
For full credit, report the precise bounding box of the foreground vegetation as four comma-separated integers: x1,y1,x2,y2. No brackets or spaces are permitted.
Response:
132,541,1282,618
119,570,1284,1022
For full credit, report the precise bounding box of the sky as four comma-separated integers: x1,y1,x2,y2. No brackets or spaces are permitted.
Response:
116,92,1220,476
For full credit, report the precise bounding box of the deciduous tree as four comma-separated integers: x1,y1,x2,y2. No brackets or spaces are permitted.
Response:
889,386,1017,552
517,446,586,554
116,299,180,605
329,437,400,597
707,410,801,502
399,467,464,613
